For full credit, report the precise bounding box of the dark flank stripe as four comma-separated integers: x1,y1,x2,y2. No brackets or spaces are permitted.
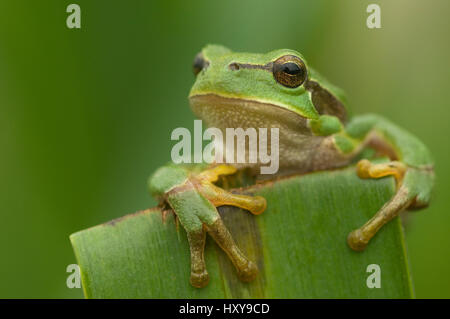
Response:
230,62,273,71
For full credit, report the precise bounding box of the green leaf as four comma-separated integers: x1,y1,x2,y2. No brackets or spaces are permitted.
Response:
70,166,413,298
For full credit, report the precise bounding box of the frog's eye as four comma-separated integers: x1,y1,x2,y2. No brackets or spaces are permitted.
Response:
273,55,307,88
193,53,207,76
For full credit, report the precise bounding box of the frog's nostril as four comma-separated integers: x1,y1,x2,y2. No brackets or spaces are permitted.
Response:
229,63,240,71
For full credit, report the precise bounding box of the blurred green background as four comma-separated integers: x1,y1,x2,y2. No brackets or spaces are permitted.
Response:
0,0,449,298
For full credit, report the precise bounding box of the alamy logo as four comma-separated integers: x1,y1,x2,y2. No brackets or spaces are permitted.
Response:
66,264,81,289
171,120,279,174
66,4,81,29
366,4,381,29
366,264,381,288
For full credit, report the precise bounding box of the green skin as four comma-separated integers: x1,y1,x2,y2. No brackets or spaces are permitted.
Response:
149,45,434,288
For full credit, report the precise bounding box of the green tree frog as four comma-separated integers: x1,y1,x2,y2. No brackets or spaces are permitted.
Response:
149,45,434,288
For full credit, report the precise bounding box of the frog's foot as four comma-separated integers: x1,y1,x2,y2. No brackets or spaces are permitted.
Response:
348,159,412,251
186,219,258,287
168,164,266,287
196,165,264,282
356,159,407,185
196,164,267,215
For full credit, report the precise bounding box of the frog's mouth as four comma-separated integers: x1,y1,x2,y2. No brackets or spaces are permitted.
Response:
189,93,310,133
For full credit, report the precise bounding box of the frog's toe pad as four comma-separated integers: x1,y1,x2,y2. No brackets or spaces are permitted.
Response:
249,196,267,215
347,229,369,252
236,260,259,282
356,159,372,179
190,270,210,288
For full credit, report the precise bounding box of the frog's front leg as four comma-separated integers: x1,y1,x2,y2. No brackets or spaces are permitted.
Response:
338,114,435,251
149,164,266,288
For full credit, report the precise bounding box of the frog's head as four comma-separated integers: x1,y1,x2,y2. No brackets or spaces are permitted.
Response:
189,44,347,130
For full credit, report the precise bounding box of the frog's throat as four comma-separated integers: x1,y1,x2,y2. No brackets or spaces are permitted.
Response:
189,93,352,176
189,93,310,131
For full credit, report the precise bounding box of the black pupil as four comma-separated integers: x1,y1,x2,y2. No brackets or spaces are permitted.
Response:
282,62,302,75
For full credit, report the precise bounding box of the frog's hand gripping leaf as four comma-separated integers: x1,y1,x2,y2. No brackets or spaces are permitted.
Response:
343,114,435,251
149,164,266,288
